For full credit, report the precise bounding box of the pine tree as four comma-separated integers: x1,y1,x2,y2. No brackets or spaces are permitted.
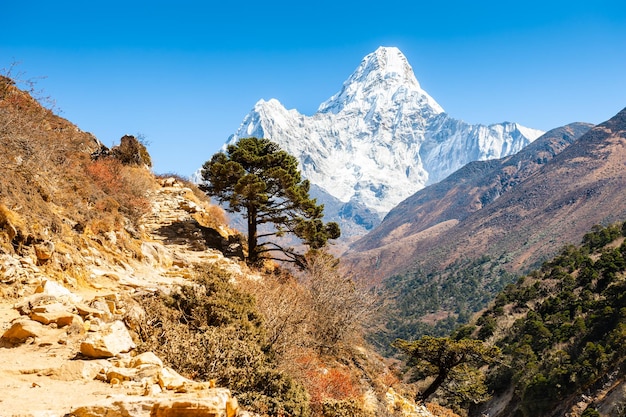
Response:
393,336,500,403
201,137,340,267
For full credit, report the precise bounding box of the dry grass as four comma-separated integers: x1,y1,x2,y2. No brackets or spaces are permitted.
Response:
0,204,26,251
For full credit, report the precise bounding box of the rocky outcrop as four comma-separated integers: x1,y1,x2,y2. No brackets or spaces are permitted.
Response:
34,240,55,264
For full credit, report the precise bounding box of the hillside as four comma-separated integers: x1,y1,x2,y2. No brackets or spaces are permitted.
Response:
467,222,626,417
349,122,592,256
343,108,626,344
0,76,450,416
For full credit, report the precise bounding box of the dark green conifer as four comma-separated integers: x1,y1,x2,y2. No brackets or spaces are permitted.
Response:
201,137,339,267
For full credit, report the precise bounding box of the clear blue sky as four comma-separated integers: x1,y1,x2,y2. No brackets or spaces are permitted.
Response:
3,0,625,176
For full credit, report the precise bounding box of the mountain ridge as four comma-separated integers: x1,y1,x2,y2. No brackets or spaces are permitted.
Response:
349,122,594,255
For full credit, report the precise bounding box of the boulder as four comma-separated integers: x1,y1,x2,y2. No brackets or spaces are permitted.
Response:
106,366,138,383
89,298,114,321
80,320,136,358
69,398,154,417
130,351,164,368
34,240,55,263
1,318,47,343
14,293,59,315
76,302,108,319
35,279,81,303
29,302,78,327
157,366,194,391
150,390,238,417
51,359,108,381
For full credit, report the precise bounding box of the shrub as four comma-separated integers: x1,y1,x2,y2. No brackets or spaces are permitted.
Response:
135,264,310,417
300,252,377,354
306,366,360,405
85,158,151,226
321,399,372,417
0,203,26,251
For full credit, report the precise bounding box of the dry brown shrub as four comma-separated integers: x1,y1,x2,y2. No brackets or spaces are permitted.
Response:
425,402,462,417
205,203,228,226
0,203,27,251
246,270,309,363
85,158,152,227
380,369,401,388
300,252,378,354
193,204,229,230
306,363,360,404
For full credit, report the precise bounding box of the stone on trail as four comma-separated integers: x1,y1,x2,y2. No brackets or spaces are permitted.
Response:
1,318,48,344
51,359,109,381
29,302,78,327
80,320,136,358
130,351,164,368
150,389,238,417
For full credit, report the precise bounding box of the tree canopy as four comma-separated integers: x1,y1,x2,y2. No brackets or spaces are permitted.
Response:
201,137,340,267
393,336,500,404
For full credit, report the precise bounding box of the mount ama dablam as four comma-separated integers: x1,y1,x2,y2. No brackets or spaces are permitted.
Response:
224,46,544,238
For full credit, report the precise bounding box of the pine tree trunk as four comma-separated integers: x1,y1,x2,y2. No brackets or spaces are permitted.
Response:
418,372,447,402
247,205,257,265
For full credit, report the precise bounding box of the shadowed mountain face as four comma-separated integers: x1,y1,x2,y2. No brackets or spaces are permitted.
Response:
343,108,626,343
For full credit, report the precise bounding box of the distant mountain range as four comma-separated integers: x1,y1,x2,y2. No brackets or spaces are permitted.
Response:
343,107,626,344
224,46,543,238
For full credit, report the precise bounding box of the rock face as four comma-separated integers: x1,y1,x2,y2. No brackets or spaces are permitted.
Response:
223,46,543,234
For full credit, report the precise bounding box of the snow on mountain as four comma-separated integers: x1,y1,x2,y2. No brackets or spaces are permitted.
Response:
225,46,544,217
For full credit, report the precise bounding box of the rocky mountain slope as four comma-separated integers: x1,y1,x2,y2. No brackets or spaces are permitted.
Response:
0,177,256,416
223,46,543,237
344,107,626,344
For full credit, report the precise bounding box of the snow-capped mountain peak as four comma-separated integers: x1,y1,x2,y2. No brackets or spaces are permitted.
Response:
318,46,444,117
218,46,544,235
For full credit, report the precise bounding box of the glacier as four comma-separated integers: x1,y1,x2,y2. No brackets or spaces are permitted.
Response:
224,46,543,220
